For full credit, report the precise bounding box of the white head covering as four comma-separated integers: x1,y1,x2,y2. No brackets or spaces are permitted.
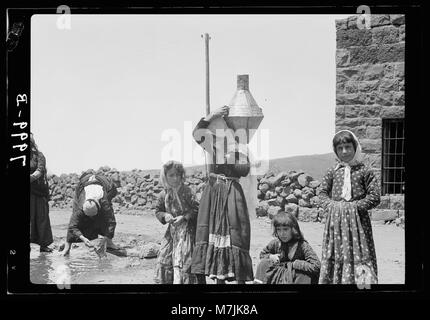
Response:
82,183,104,216
333,130,362,201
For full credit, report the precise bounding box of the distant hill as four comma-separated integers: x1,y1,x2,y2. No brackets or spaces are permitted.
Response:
53,153,336,180
267,153,336,181
184,152,336,181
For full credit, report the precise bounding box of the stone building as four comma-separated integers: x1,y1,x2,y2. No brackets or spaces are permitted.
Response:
335,14,405,222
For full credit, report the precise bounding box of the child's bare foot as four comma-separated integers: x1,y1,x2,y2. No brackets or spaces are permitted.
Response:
106,238,119,250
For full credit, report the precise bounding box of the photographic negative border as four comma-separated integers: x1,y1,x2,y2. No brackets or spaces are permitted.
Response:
3,3,426,300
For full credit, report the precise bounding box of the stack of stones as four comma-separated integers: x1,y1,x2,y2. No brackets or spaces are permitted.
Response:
255,171,326,223
47,167,207,214
47,166,403,228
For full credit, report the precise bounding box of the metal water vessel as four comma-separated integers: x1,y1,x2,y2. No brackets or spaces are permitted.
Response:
225,74,264,143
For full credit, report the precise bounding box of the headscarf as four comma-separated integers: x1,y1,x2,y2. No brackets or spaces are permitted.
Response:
333,130,362,201
83,183,103,216
160,162,184,215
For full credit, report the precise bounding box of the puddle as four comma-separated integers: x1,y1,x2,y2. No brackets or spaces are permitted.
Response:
30,244,131,285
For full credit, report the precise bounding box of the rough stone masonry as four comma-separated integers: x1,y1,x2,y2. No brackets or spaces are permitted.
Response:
335,14,405,226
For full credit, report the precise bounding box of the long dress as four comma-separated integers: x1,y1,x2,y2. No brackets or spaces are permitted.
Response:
190,118,254,282
318,163,380,284
30,150,53,247
154,185,198,284
66,172,117,242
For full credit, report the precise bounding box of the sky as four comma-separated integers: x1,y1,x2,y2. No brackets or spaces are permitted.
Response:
31,14,352,175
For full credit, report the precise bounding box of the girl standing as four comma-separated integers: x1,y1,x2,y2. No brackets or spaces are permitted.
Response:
154,160,198,284
30,133,53,252
318,130,380,284
190,106,254,284
254,212,320,284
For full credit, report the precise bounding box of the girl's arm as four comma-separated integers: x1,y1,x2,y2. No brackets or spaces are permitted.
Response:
192,106,229,155
318,167,335,209
292,241,321,276
192,118,215,155
155,191,168,224
355,168,381,213
183,187,199,222
259,239,279,259
66,202,84,243
30,152,46,182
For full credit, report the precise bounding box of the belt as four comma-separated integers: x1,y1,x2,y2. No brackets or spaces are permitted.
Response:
209,173,239,183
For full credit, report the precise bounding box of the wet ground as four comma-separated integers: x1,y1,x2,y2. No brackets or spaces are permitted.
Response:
30,209,405,285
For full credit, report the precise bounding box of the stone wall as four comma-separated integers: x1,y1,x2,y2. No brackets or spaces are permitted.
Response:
47,167,206,214
256,170,325,223
335,14,405,217
336,14,405,179
47,167,325,222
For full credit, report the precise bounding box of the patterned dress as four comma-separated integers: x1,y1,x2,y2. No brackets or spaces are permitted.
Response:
154,184,198,284
318,162,380,284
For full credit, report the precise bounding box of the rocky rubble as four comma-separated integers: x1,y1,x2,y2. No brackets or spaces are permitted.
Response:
47,166,207,214
255,170,326,223
47,167,324,222
48,167,403,227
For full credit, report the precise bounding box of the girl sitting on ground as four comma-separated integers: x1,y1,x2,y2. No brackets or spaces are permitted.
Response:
154,160,199,284
254,211,320,284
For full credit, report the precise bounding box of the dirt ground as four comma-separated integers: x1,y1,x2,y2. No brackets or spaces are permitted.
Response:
35,209,404,284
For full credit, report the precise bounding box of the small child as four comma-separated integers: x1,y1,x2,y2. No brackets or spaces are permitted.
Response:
254,212,321,284
154,160,199,284
318,130,380,284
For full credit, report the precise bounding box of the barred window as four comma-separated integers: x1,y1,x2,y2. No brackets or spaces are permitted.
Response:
382,119,405,194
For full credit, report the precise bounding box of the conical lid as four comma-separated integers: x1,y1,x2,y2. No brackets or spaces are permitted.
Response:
225,74,264,143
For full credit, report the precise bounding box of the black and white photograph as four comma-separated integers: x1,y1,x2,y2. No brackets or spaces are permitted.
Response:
4,4,424,300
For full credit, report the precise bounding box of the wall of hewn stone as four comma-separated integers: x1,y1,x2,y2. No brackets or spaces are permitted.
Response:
335,14,405,223
335,14,405,180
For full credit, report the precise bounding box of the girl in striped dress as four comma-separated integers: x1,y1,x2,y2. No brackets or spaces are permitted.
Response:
154,160,198,284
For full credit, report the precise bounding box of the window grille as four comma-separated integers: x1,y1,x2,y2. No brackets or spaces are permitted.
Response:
382,119,405,194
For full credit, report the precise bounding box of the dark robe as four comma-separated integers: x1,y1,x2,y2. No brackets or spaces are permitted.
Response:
66,171,117,243
190,118,254,281
30,150,53,247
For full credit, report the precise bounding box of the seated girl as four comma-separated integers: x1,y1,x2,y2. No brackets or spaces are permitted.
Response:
254,211,321,284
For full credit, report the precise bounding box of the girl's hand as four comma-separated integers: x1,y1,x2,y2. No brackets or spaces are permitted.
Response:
172,215,185,226
164,213,174,224
269,254,280,263
83,238,93,248
205,106,229,122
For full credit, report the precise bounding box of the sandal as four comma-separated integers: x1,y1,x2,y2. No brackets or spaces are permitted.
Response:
40,246,53,253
